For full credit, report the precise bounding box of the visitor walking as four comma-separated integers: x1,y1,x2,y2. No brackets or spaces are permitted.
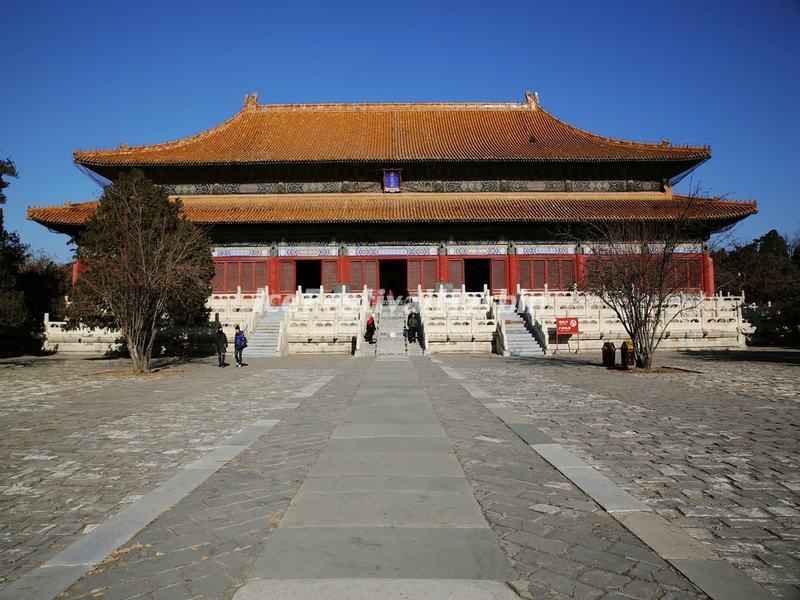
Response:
365,313,376,343
216,326,228,367
234,324,247,367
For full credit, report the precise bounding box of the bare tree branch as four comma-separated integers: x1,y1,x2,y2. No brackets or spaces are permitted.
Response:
66,170,213,373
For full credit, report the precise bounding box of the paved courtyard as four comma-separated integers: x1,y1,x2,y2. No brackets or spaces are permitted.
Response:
445,349,800,598
0,349,797,599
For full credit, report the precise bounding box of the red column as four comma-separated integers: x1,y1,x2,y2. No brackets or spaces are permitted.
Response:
437,254,448,284
339,256,350,288
267,255,280,302
702,252,715,296
575,253,586,289
508,254,519,297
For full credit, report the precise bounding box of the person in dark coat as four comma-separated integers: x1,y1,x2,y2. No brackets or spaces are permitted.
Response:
234,324,247,368
407,312,419,343
216,326,228,367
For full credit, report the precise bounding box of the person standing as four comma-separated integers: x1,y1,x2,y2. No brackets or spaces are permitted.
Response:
365,313,376,343
234,324,247,367
216,325,228,367
407,311,419,343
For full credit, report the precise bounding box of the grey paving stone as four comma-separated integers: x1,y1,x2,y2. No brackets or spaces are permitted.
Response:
558,467,652,513
507,423,555,445
323,436,452,454
525,569,605,599
292,375,335,397
332,423,446,438
616,511,718,560
309,451,464,477
670,558,775,600
279,489,490,528
461,382,493,399
532,443,590,469
300,475,473,493
501,530,568,556
579,569,630,590
0,565,85,600
566,545,637,574
342,405,439,426
248,526,515,580
234,578,520,600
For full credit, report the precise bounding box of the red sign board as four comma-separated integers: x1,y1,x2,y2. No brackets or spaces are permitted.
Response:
556,317,579,335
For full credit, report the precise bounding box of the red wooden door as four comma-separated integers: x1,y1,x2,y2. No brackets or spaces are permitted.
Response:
279,260,295,292
448,258,464,288
491,258,507,292
321,260,337,290
407,258,437,291
349,259,379,290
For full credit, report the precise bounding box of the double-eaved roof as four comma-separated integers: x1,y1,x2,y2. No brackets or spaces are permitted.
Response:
29,93,756,234
29,192,757,234
73,93,710,167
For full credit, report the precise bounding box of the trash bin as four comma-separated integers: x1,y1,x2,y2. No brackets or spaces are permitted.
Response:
620,341,635,369
602,342,616,369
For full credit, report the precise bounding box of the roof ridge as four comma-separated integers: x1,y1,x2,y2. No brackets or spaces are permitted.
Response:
252,101,535,112
538,107,711,152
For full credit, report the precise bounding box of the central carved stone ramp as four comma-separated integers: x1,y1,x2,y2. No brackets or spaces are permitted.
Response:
234,359,516,599
376,304,407,357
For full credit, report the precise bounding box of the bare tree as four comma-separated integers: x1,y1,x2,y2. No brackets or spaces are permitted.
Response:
67,170,213,373
580,193,727,369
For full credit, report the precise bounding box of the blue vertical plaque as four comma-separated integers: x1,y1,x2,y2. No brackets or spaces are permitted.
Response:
383,169,401,192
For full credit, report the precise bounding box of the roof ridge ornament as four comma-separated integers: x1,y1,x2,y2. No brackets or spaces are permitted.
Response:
243,92,259,110
524,90,540,110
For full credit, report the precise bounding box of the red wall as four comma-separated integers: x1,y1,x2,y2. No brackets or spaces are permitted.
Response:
208,251,717,297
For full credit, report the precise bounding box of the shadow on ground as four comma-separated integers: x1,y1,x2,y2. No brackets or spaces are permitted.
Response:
678,348,800,365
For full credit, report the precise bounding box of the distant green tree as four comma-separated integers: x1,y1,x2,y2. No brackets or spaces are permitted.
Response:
0,158,18,205
713,229,800,343
17,252,71,325
0,158,27,327
713,230,799,304
67,170,214,373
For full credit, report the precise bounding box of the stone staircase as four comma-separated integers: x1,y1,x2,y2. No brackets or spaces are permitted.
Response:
406,339,424,356
247,310,283,357
496,304,547,357
376,305,407,357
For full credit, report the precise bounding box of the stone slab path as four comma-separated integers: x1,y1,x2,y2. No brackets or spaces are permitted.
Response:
5,353,789,599
234,357,517,599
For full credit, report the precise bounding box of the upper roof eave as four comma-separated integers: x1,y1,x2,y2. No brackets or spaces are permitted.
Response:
71,94,712,168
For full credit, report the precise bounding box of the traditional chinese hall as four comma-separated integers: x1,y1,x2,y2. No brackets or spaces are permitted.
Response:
29,92,757,355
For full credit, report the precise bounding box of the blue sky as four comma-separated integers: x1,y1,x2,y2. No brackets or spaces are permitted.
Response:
1,0,798,261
